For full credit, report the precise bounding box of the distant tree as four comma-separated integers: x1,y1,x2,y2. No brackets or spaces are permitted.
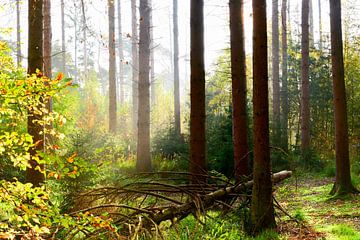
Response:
136,0,151,172
80,0,88,80
16,0,21,67
109,0,117,133
250,0,276,233
272,0,281,145
301,0,311,156
117,0,125,105
43,0,52,79
189,0,206,183
131,0,139,135
309,0,314,46
281,0,288,151
61,0,66,72
26,0,44,187
318,0,322,50
229,0,249,178
173,0,181,137
329,0,359,196
150,0,156,105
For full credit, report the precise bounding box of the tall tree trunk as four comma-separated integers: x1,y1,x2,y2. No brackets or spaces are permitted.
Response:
16,0,21,68
173,0,181,137
309,0,314,46
301,0,311,155
229,0,249,179
251,0,276,234
43,0,52,79
109,0,117,133
81,0,87,81
272,0,281,145
131,0,139,136
26,0,44,187
329,0,358,196
150,0,155,105
318,0,322,50
61,0,65,73
189,0,206,184
136,0,151,172
74,3,78,84
117,0,125,105
281,0,288,151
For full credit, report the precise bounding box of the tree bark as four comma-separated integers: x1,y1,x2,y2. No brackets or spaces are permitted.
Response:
229,0,249,178
281,0,288,151
26,0,44,187
131,0,139,136
136,0,152,172
61,0,66,73
329,0,358,196
109,0,117,133
16,0,22,68
117,0,125,105
272,0,281,145
173,0,181,137
301,0,311,155
189,0,206,184
81,0,87,81
251,0,276,234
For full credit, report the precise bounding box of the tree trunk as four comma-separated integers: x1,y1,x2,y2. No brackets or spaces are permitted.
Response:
109,0,117,133
150,0,155,106
272,0,281,145
136,0,151,172
309,0,314,47
81,0,87,81
26,0,44,187
301,0,311,155
61,0,66,73
329,0,358,196
281,0,288,151
251,0,276,234
189,0,206,184
229,0,249,179
131,0,139,136
43,0,52,79
16,0,21,68
117,0,125,105
173,0,181,137
318,0,322,50
74,3,78,84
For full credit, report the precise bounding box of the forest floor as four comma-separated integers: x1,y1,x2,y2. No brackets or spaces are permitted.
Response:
276,174,360,240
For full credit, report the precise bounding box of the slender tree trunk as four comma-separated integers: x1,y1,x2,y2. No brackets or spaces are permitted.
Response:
251,0,276,234
301,0,311,155
173,0,181,137
43,0,52,79
81,1,87,81
189,0,206,184
61,0,66,72
131,0,139,136
74,5,78,84
16,0,21,68
272,0,281,145
150,0,155,105
309,0,314,46
26,0,44,187
136,0,151,172
318,0,322,50
117,0,125,105
329,0,358,196
229,0,249,178
109,0,117,133
281,0,288,151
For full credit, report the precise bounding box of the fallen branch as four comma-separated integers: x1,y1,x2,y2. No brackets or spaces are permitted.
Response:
150,170,292,224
